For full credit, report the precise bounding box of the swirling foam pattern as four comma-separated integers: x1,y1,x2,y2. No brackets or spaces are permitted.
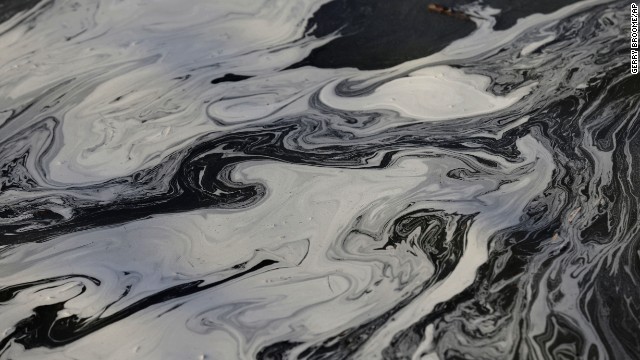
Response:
0,0,637,359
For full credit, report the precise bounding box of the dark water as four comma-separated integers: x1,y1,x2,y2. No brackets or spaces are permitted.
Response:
0,0,638,359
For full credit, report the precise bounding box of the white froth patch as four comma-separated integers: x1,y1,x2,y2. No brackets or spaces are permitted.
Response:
0,156,432,359
320,66,535,121
0,0,334,184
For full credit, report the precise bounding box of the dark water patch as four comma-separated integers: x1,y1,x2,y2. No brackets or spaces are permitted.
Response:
211,73,254,84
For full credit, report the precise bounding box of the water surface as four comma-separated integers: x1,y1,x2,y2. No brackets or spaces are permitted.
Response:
0,0,638,359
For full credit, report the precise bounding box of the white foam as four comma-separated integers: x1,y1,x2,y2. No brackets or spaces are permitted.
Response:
521,35,556,56
320,66,536,121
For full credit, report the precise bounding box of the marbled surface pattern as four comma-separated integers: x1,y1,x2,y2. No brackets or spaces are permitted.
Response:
0,0,638,359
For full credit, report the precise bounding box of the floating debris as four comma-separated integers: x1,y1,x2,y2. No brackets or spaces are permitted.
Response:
427,3,471,21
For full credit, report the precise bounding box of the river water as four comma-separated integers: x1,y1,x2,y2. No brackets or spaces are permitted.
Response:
0,0,637,359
